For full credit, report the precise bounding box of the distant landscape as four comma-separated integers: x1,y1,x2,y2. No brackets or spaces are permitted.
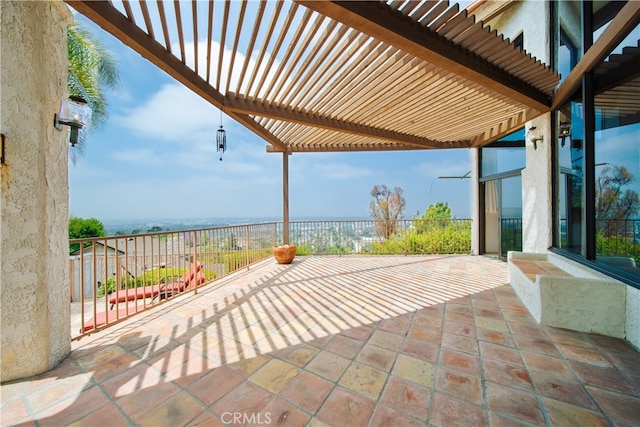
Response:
101,216,370,236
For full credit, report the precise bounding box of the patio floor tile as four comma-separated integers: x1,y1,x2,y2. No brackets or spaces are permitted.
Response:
325,334,365,359
369,404,424,427
280,371,334,414
315,387,375,427
259,397,311,427
435,366,483,405
542,397,609,427
379,377,431,420
392,354,436,388
430,392,487,427
5,255,640,426
339,362,387,400
586,386,640,425
248,359,299,394
486,382,546,425
306,350,351,382
210,381,272,418
356,344,397,372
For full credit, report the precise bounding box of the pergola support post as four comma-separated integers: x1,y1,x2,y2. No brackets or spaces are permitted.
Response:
283,151,290,245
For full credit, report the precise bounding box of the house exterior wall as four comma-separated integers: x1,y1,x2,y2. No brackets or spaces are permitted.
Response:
0,0,72,382
627,286,640,349
480,0,640,350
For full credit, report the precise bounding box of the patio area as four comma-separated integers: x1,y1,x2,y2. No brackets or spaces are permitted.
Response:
2,255,639,426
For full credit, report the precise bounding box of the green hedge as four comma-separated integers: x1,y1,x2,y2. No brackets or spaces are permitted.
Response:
368,222,471,254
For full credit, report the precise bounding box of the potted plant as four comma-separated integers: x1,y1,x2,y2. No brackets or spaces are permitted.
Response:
272,244,297,264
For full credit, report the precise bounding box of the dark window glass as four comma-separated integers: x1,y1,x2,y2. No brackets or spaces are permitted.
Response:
558,27,578,82
513,32,524,50
556,1,582,79
557,101,585,255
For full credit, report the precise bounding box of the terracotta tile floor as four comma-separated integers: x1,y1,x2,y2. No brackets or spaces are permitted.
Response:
2,255,639,426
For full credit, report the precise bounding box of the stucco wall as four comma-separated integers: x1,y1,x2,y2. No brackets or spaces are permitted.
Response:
1,0,72,382
627,286,640,350
522,114,553,252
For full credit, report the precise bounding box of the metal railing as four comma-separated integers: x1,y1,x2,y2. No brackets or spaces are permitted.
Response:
71,218,471,339
501,218,523,258
70,222,277,338
280,219,472,255
595,218,640,266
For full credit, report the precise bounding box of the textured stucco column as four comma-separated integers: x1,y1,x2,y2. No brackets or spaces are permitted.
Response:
521,114,553,253
1,1,72,382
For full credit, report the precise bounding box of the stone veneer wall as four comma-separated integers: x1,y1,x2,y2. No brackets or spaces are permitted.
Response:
1,0,72,382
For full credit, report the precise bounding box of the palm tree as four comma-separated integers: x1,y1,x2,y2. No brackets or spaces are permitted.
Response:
67,23,119,162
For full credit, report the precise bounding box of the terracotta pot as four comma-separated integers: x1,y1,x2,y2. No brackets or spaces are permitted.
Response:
273,245,297,264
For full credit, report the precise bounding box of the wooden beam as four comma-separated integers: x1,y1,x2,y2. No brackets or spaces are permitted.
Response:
297,0,552,112
225,95,471,149
226,112,289,152
470,108,540,147
67,1,289,152
267,142,442,153
67,1,226,108
552,0,640,110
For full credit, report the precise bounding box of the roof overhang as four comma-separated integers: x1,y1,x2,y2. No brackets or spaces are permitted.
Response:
67,0,559,153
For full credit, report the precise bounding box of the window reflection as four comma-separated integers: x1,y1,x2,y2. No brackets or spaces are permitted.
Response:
593,31,640,271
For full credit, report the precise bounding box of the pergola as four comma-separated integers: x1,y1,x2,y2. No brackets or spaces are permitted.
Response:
67,0,561,241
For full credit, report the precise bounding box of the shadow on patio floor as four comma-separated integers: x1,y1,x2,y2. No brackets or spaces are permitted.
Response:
2,255,639,426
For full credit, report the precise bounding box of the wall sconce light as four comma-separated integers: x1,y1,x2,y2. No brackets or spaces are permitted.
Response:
529,126,543,150
559,123,571,147
54,96,92,146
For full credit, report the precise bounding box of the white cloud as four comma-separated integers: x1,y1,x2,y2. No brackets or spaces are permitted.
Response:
118,83,218,142
110,148,161,164
313,162,374,180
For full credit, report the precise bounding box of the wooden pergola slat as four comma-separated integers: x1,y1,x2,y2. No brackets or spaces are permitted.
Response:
68,0,561,155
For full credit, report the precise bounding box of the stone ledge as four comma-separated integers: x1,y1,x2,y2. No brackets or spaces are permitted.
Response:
508,251,626,338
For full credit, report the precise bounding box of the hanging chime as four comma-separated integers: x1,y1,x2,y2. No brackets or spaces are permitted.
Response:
217,110,226,161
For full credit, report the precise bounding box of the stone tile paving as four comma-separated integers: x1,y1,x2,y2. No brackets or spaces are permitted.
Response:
2,255,639,426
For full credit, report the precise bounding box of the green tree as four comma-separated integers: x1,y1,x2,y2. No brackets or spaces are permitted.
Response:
369,184,406,240
414,202,454,234
596,165,640,237
421,202,452,220
69,217,106,253
67,23,119,162
147,226,163,233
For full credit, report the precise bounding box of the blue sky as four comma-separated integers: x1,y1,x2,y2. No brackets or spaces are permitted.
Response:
69,13,472,222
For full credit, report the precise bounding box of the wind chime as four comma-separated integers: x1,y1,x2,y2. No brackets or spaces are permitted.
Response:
217,109,226,161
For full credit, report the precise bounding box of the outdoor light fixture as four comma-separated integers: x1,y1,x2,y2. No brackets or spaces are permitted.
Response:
528,126,543,150
217,111,226,161
54,96,92,147
559,123,571,147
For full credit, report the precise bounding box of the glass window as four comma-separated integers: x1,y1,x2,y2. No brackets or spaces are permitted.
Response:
558,27,579,83
557,100,585,255
593,22,640,273
501,175,523,258
481,129,525,177
557,1,582,79
555,18,640,284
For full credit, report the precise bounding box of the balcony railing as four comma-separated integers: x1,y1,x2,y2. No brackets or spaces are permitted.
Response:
71,218,471,339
